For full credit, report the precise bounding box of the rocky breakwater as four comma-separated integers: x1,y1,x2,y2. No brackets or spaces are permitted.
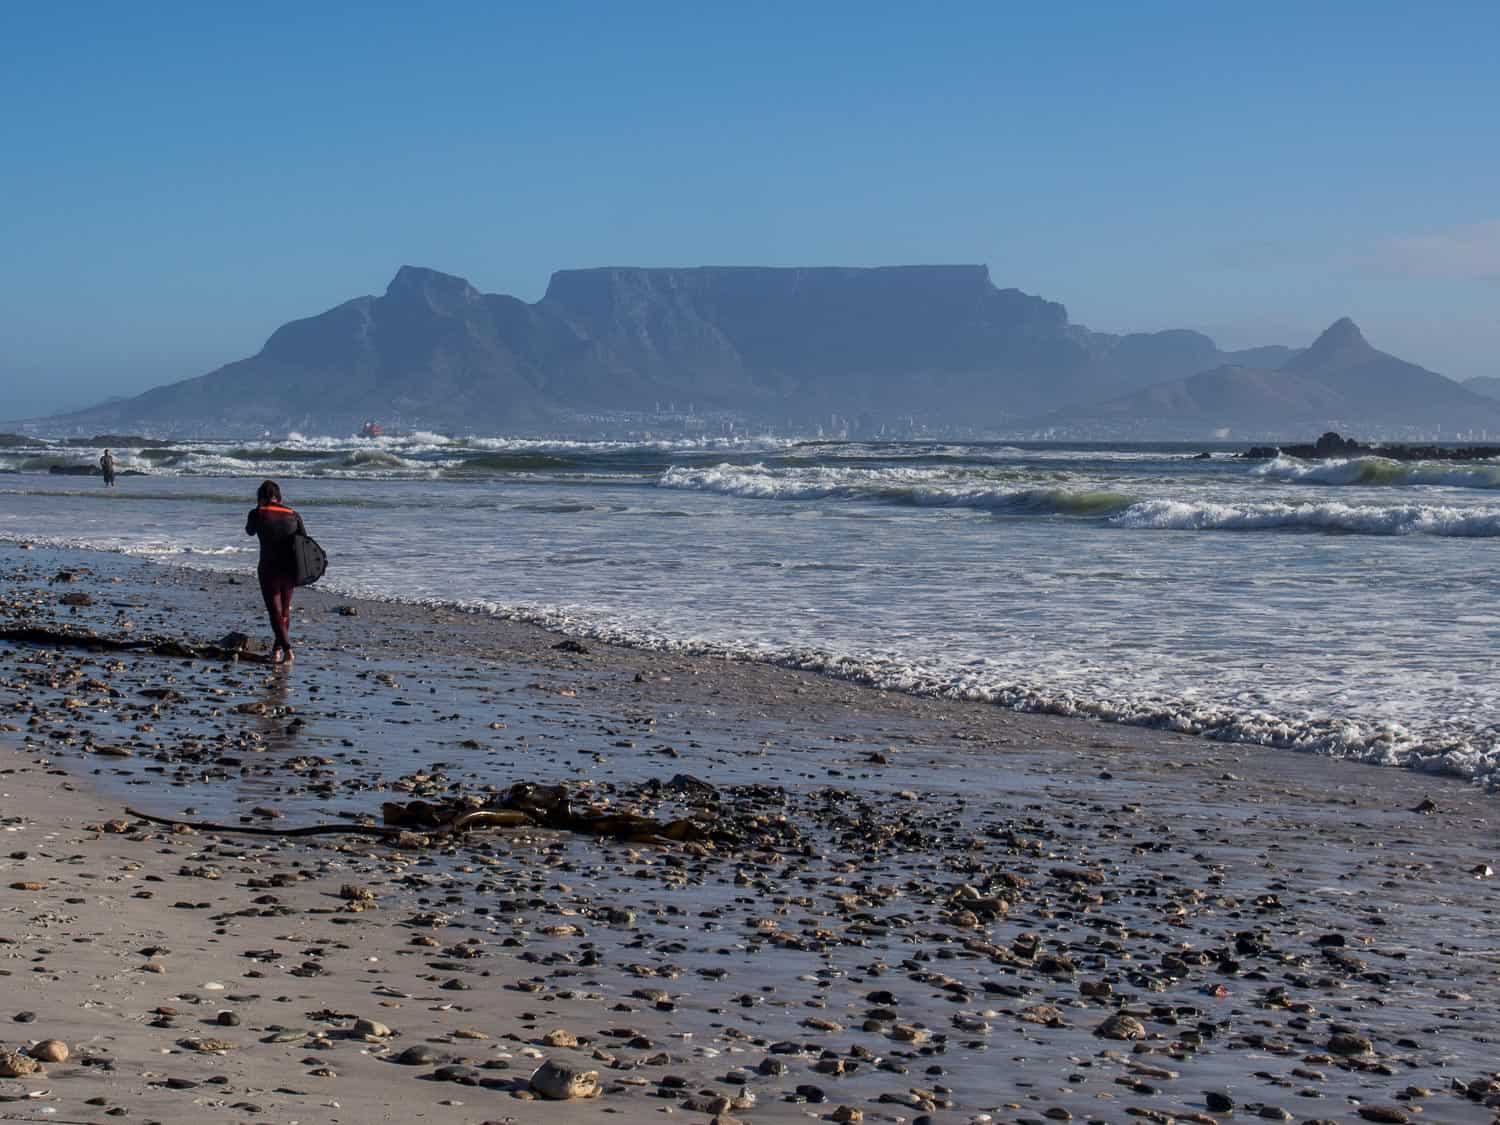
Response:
1243,430,1500,462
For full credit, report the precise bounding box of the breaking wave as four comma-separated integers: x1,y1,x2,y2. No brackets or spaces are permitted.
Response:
661,464,1500,536
658,464,1136,516
1255,454,1500,490
1114,498,1500,536
446,452,578,473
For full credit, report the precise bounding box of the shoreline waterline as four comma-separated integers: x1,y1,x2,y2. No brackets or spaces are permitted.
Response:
3,534,1495,791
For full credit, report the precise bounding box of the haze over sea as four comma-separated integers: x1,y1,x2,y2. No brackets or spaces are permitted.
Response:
4,432,1498,785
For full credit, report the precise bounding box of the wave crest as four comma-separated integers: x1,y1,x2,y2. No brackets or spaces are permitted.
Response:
658,464,1136,516
1114,497,1500,536
1255,454,1500,490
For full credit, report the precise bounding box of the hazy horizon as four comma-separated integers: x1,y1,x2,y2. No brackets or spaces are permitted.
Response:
4,2,1497,419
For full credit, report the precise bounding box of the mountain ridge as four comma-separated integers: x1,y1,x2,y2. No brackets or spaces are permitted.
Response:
38,265,1478,439
1042,318,1500,438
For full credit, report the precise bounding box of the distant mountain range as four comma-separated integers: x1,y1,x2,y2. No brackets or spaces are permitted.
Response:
1465,376,1500,401
1051,317,1500,438
39,265,1500,439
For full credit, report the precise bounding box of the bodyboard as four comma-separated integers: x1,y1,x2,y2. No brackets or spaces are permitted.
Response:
291,533,328,586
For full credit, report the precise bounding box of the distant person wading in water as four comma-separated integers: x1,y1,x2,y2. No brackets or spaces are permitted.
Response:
99,449,116,487
245,480,305,664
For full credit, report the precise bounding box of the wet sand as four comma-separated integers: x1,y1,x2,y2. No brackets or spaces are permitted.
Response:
2,544,1498,1125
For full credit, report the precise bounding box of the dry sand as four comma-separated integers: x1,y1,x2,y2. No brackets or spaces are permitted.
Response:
1,544,1498,1125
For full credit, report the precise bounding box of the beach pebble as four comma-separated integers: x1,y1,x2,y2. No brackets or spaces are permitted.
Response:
354,1018,393,1039
28,1040,68,1063
1328,1032,1374,1056
0,1050,41,1077
542,1029,579,1048
1096,1012,1147,1040
530,1058,600,1100
180,1037,236,1053
396,1045,439,1066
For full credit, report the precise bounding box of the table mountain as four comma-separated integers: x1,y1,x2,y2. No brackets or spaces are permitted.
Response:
1464,376,1500,400
47,264,1310,437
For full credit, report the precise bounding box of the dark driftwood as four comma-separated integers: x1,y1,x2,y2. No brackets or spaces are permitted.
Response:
0,626,267,663
123,806,538,841
125,807,401,838
123,796,696,846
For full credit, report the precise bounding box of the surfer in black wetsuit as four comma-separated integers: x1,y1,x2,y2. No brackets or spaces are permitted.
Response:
245,479,304,664
99,449,116,487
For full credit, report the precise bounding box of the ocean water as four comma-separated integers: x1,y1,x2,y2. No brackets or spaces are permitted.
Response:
3,433,1499,784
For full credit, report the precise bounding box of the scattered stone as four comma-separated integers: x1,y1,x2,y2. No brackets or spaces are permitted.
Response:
0,1050,41,1077
28,1040,68,1063
354,1018,393,1039
530,1058,600,1100
1096,1012,1147,1040
180,1037,236,1053
1328,1032,1374,1056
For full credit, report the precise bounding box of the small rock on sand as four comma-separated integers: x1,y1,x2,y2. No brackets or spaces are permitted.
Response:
0,1050,41,1077
1096,1012,1147,1040
28,1039,68,1063
530,1058,600,1100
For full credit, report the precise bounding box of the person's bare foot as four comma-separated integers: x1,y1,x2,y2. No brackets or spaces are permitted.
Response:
272,646,285,665
283,648,294,663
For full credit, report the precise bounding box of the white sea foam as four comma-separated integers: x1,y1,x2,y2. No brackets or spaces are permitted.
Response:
1255,454,1500,490
1113,497,1500,536
659,463,1136,516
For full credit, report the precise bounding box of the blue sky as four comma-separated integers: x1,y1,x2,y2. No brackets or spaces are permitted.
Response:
2,1,1497,417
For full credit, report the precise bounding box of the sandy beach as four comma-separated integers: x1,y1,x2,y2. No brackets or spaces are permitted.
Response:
2,543,1498,1125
